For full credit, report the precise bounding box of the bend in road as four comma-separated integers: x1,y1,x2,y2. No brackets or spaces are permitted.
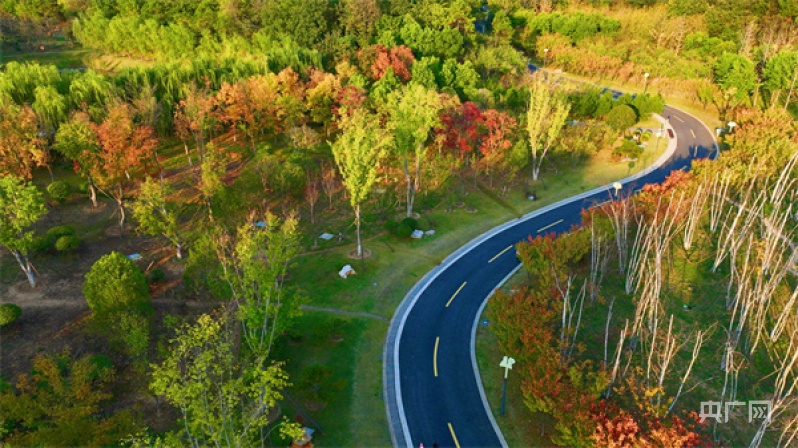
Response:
384,105,718,448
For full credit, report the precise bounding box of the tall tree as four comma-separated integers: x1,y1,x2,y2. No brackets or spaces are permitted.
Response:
132,177,184,259
0,176,47,288
91,103,159,234
388,84,441,217
331,111,391,257
53,111,101,206
0,102,47,179
526,77,570,181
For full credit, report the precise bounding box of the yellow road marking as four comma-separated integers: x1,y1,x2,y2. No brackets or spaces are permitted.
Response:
448,422,461,448
674,115,685,123
446,281,467,307
433,337,440,377
537,219,564,233
690,129,696,138
488,245,514,263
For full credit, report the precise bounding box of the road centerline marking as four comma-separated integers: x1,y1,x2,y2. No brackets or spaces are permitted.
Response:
674,115,685,123
488,245,513,263
537,218,564,233
446,281,467,307
433,337,440,377
448,422,461,448
690,128,696,138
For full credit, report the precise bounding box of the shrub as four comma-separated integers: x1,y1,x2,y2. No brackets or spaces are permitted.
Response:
396,223,413,238
0,304,22,327
47,181,71,203
84,252,151,318
47,225,76,239
613,139,644,159
55,235,80,252
148,268,166,285
400,217,418,230
384,220,399,233
30,234,55,252
606,104,638,132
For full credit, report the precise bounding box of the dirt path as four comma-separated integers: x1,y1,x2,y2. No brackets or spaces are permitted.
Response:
301,305,389,322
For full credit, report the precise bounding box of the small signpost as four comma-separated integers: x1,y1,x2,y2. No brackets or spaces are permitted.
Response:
499,356,516,416
612,182,623,197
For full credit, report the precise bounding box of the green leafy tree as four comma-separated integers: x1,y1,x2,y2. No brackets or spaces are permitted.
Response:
606,104,638,133
31,84,67,137
713,52,757,102
53,112,101,207
132,177,184,259
331,111,391,257
150,312,303,447
388,84,442,217
526,77,570,181
0,351,136,447
0,176,46,288
83,251,151,319
762,51,798,109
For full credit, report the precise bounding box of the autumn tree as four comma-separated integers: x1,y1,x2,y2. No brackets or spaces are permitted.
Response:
388,84,441,217
0,176,47,288
132,177,184,259
173,83,216,163
0,352,136,447
526,77,570,181
477,109,518,187
331,111,391,257
0,102,47,179
91,102,159,233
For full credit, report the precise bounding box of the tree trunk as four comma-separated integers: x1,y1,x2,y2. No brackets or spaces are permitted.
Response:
88,177,98,207
404,158,412,217
117,196,125,235
13,250,36,288
412,150,422,217
176,240,184,260
183,141,193,167
355,205,363,257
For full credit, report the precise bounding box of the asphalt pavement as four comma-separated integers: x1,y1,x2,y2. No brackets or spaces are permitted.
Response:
384,105,718,448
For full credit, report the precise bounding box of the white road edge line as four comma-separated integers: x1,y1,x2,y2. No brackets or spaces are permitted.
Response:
387,111,688,448
470,264,522,448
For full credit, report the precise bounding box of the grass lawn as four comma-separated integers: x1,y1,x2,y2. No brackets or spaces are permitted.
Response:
284,139,670,446
0,48,94,70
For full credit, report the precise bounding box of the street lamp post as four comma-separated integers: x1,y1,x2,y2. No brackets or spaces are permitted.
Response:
499,356,516,416
643,72,650,93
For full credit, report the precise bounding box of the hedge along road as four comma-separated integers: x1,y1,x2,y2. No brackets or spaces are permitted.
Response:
383,104,718,448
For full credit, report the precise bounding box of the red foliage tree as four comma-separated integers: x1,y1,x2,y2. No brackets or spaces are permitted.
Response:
371,45,415,82
437,102,485,160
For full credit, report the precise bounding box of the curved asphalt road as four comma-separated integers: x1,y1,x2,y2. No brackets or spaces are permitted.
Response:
384,105,718,448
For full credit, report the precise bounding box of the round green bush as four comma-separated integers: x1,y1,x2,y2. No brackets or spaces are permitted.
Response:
400,217,418,230
0,304,22,328
396,223,413,238
47,181,71,203
384,220,399,233
30,234,55,253
84,252,151,318
55,235,80,252
47,225,76,239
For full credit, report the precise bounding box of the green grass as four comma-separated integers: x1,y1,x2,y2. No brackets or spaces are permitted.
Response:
283,142,671,446
0,49,94,70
